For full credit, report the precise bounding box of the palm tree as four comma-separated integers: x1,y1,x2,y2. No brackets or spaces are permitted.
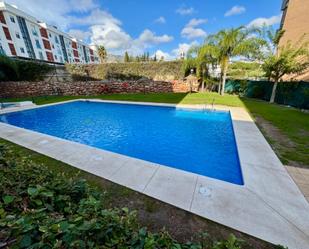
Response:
203,27,264,95
97,45,107,63
196,44,221,92
182,44,220,92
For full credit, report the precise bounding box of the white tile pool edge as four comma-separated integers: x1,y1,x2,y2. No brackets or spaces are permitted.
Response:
0,99,309,249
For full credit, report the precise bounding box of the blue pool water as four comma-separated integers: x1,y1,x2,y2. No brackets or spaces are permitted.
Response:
0,101,243,185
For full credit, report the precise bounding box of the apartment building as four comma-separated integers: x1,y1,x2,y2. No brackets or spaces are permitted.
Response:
280,0,309,81
0,1,99,64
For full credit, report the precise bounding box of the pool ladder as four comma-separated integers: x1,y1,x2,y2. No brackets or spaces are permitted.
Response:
203,98,215,112
211,98,215,110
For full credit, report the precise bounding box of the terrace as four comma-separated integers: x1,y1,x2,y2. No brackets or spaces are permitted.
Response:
1,93,309,249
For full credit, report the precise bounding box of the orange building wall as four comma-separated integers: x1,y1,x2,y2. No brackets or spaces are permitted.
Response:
280,0,309,81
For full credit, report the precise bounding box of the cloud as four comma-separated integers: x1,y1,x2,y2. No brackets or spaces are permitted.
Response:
248,15,281,28
68,29,91,42
176,6,195,15
152,41,200,61
152,50,172,60
70,9,122,26
5,0,98,29
181,18,207,39
186,18,208,27
5,0,173,55
90,25,132,50
138,29,173,44
224,5,246,17
171,41,199,58
91,24,173,54
90,22,173,55
154,16,166,24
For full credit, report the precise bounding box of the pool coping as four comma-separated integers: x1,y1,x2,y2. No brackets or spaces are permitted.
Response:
1,99,309,249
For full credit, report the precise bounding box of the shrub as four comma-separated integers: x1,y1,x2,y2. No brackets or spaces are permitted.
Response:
0,143,246,249
15,60,52,81
225,80,248,95
0,55,52,82
0,55,19,81
250,84,265,99
65,61,185,81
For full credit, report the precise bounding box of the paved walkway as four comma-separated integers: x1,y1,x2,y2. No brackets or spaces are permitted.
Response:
286,166,309,203
1,99,309,249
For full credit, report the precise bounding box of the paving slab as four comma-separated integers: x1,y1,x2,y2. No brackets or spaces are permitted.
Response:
109,159,159,192
191,175,309,249
144,166,198,211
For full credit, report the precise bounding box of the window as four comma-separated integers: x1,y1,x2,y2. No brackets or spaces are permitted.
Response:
46,51,54,62
35,39,41,49
10,16,15,23
40,28,48,38
52,44,55,49
73,49,79,57
0,43,5,55
54,55,57,60
55,36,59,44
8,43,16,55
39,51,44,60
2,27,12,40
20,47,25,53
0,11,6,24
43,40,51,50
32,26,38,36
15,32,20,39
49,33,52,38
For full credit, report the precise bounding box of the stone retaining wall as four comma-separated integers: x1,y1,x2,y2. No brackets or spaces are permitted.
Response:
0,80,199,98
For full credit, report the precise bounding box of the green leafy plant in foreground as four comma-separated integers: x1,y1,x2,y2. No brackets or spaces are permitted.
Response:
0,143,245,248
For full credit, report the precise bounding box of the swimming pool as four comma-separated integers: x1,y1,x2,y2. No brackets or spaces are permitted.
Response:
0,101,243,185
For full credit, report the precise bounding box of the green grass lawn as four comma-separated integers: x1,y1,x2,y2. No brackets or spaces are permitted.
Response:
3,92,245,107
242,99,309,167
2,92,308,166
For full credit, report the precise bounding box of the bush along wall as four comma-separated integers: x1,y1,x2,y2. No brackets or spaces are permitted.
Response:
0,55,52,82
225,80,309,109
65,61,185,81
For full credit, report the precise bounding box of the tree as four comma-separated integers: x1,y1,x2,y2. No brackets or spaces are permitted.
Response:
153,54,157,62
227,61,264,80
124,51,130,62
202,27,264,95
262,31,309,103
97,45,107,63
195,44,221,92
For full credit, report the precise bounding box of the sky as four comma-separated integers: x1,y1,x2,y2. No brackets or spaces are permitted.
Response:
5,0,283,59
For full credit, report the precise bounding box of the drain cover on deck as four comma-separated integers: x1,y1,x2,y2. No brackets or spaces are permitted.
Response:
199,186,212,197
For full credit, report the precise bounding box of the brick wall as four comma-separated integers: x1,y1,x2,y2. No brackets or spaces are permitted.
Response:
0,80,199,98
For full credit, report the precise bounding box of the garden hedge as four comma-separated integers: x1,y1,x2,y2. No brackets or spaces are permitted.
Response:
65,61,185,81
0,55,52,82
225,80,309,109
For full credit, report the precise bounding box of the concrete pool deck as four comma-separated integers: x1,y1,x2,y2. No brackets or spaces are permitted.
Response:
0,99,309,249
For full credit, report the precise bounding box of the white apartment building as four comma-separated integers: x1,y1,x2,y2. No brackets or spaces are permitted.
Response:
0,1,99,64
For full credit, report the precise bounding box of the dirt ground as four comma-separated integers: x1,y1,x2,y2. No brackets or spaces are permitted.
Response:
254,116,306,168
